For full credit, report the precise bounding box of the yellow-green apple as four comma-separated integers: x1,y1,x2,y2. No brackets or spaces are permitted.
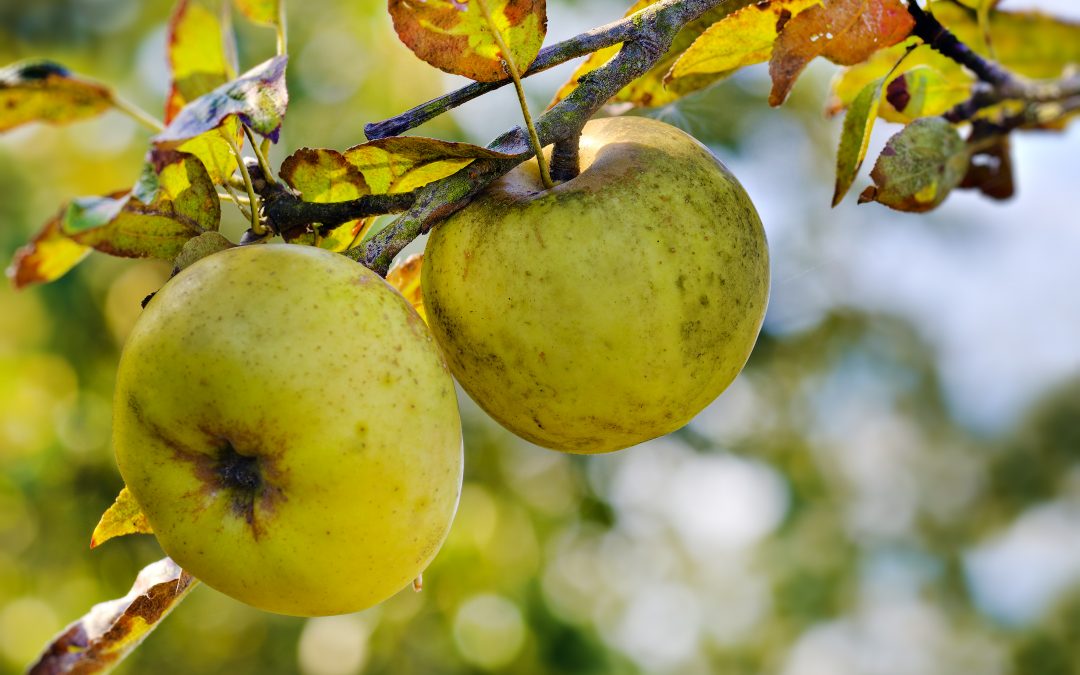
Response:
113,244,462,616
422,116,769,454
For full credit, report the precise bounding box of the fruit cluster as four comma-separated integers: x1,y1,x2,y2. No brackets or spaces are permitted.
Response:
113,117,769,616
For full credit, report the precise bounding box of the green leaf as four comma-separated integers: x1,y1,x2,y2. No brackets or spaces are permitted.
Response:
166,0,237,123
0,60,114,133
833,76,885,207
769,0,914,106
90,487,153,549
667,0,820,84
234,0,280,26
28,558,197,675
62,152,220,259
280,148,370,202
859,117,970,212
342,137,517,195
389,0,547,82
154,55,288,146
6,207,91,289
173,231,234,273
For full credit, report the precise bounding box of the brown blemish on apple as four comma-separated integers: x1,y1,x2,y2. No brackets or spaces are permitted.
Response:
127,394,287,541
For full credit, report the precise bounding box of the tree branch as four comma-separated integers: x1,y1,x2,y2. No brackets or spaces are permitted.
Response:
906,0,1080,122
351,0,736,275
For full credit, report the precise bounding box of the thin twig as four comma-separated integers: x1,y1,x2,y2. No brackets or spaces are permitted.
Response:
110,94,165,132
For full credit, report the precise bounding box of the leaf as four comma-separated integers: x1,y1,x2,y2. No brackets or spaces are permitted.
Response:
550,0,759,109
883,64,971,123
960,135,1014,201
62,152,220,259
386,253,426,323
175,117,245,184
0,60,114,133
833,76,885,206
6,207,91,289
173,231,234,273
234,0,280,26
154,55,289,146
166,0,237,123
769,0,914,106
859,117,969,212
28,558,198,675
388,0,547,82
667,0,821,84
343,137,517,195
829,2,1080,120
90,487,153,549
280,148,370,202
931,2,1080,80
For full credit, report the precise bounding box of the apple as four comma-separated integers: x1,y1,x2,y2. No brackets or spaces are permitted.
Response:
112,244,463,616
422,116,769,454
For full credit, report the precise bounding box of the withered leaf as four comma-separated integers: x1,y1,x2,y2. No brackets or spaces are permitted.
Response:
769,0,914,106
28,558,197,675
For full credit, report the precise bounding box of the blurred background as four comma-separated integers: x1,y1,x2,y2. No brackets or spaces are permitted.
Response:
1,0,1079,673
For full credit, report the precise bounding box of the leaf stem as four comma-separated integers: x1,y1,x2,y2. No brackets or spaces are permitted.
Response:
244,124,276,183
276,0,288,56
474,0,553,189
224,132,266,235
110,94,165,132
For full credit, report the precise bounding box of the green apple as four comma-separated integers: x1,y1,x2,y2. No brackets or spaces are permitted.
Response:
113,244,463,616
422,116,769,454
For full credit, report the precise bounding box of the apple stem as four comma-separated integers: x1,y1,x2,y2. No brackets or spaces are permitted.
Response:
412,574,423,592
551,131,582,182
474,0,554,190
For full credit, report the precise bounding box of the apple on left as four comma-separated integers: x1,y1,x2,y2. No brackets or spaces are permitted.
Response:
112,244,463,617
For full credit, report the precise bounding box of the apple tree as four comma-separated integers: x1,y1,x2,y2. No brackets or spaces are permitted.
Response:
2,0,1079,672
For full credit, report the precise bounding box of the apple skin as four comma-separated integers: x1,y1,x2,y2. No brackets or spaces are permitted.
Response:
113,244,463,616
422,116,769,454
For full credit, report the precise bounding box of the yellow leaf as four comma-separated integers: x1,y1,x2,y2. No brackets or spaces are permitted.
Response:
166,0,235,123
90,486,153,549
386,253,426,323
7,208,90,289
668,0,821,83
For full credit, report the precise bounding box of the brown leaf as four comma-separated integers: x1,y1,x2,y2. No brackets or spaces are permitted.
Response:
90,487,153,549
769,0,914,106
28,558,198,675
960,135,1014,201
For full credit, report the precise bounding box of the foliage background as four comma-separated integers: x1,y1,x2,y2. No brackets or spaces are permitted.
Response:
1,0,1079,673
